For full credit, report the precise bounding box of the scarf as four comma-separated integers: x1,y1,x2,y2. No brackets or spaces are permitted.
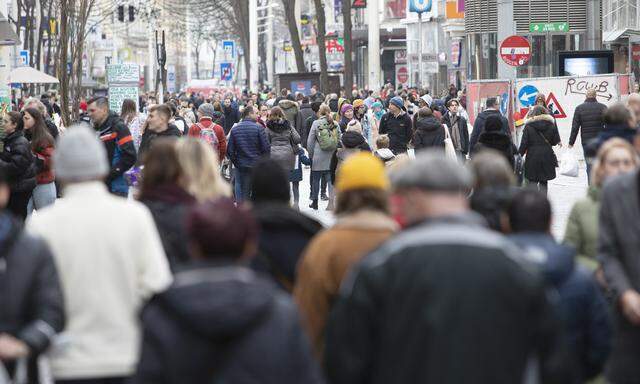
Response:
449,114,462,152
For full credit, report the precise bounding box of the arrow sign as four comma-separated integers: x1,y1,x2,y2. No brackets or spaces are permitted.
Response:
518,85,539,107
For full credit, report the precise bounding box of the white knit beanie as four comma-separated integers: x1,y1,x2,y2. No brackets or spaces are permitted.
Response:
54,125,109,182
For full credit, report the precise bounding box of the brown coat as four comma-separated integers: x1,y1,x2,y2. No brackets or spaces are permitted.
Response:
294,210,398,358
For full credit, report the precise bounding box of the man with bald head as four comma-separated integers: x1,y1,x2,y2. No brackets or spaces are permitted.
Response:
569,88,608,183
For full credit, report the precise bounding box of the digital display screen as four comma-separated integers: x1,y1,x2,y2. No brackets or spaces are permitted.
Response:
558,51,614,77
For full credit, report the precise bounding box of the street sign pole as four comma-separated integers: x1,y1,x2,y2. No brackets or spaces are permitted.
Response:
418,12,422,89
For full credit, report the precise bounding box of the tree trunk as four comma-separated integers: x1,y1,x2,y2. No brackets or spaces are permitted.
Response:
342,0,353,96
282,0,306,73
235,0,250,86
57,0,70,125
194,47,200,79
313,0,328,93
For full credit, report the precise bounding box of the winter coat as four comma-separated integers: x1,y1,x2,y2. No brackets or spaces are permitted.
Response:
0,131,36,193
138,124,182,163
290,146,312,182
325,213,571,384
569,98,607,146
26,181,172,379
227,119,271,169
329,131,371,184
33,143,55,184
519,114,561,182
475,131,515,169
302,115,317,149
510,233,612,383
278,99,300,132
0,212,64,382
378,111,412,154
442,112,470,154
413,115,445,151
598,170,640,383
140,184,196,271
470,109,510,152
252,203,323,290
134,263,325,384
584,123,637,158
307,117,339,171
187,117,227,162
564,187,600,270
44,118,59,140
223,104,240,134
266,119,301,171
470,186,516,232
296,103,315,139
294,210,397,358
96,111,137,194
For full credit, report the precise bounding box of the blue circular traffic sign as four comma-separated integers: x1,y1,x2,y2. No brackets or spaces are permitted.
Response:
518,85,539,108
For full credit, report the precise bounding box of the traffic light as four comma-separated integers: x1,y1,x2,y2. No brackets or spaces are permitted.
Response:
128,6,135,22
117,5,124,22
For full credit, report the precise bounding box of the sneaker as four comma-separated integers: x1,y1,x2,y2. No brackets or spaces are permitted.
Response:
320,194,329,201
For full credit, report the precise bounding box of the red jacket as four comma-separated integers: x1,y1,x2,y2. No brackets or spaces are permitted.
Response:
34,144,55,184
188,118,227,162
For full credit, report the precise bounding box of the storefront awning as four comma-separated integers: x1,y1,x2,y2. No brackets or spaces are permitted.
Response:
0,13,20,46
603,28,640,43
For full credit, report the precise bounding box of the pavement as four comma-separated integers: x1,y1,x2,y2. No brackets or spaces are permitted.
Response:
297,160,589,241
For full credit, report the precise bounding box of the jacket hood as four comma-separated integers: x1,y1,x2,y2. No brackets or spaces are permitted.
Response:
278,99,298,110
266,118,291,133
478,131,512,149
341,130,366,148
157,265,276,340
509,233,574,286
415,115,442,132
526,114,555,132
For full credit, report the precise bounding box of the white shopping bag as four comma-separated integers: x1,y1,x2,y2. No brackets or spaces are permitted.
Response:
559,151,579,177
442,124,458,163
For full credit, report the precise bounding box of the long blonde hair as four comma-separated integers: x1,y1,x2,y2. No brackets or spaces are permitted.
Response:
175,138,231,201
592,138,639,187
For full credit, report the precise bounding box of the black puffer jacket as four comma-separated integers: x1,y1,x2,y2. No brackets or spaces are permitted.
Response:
134,263,324,384
475,131,516,169
519,114,561,182
413,115,445,151
266,119,301,171
378,112,413,154
569,98,607,146
138,124,182,163
0,212,64,382
470,109,510,152
0,131,36,193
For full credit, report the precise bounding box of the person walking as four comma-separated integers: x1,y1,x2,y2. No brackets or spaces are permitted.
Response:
324,151,570,384
222,96,240,134
442,98,469,160
368,101,385,149
296,97,315,137
338,104,354,133
265,106,301,173
175,138,231,203
518,105,561,194
121,99,146,151
569,89,608,184
564,138,638,270
413,107,445,151
509,189,612,383
474,114,516,169
138,104,182,161
307,104,339,210
278,94,300,132
353,99,373,146
469,97,510,152
87,96,137,197
227,105,270,202
22,108,56,215
187,103,227,162
295,152,397,358
0,167,64,383
26,126,172,384
379,96,412,154
134,198,324,384
0,111,35,221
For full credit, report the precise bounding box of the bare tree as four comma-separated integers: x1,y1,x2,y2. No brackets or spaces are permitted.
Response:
312,0,328,92
281,0,306,73
342,0,353,96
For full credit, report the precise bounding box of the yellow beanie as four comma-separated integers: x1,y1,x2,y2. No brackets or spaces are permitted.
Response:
336,152,390,193
353,99,365,109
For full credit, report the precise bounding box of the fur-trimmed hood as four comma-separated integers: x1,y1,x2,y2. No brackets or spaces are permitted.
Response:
525,113,555,125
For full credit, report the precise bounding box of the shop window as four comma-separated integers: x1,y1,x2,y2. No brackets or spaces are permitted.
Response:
467,33,497,80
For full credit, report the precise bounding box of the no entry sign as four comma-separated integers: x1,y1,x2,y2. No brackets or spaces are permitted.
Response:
499,36,531,67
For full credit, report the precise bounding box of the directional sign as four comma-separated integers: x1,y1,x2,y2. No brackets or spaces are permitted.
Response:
409,0,432,13
530,22,569,33
222,41,235,58
499,35,531,67
518,84,539,108
220,63,233,81
19,50,29,66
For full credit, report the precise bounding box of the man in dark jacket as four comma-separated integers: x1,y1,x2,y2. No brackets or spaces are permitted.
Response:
87,96,137,196
474,114,516,169
325,151,570,384
378,96,412,154
227,106,270,202
598,167,640,384
569,89,607,183
442,98,469,158
138,104,182,162
0,168,64,382
509,189,611,383
134,198,323,384
296,97,315,141
470,97,510,152
222,96,240,134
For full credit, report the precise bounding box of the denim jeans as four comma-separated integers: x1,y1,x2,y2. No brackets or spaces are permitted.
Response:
310,170,331,201
234,167,253,203
583,144,592,185
27,182,56,215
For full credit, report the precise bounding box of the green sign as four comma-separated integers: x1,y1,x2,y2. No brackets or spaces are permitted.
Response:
530,22,569,32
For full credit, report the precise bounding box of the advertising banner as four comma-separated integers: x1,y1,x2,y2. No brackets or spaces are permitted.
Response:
466,80,512,127
108,86,138,113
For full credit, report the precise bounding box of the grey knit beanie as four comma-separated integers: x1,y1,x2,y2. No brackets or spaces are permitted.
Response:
198,103,216,118
54,125,109,182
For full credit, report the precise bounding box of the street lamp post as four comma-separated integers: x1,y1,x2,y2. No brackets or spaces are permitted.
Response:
249,0,259,92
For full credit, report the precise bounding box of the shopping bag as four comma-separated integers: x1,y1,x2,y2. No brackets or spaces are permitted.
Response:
442,124,458,163
559,151,579,177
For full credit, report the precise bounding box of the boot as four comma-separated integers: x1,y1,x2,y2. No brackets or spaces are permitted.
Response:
309,199,318,210
320,194,329,201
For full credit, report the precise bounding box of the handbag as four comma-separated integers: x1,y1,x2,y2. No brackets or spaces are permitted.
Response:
536,130,558,166
442,124,458,163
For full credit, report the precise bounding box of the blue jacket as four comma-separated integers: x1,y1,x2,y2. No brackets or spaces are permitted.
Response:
289,146,311,182
227,119,270,169
510,233,611,383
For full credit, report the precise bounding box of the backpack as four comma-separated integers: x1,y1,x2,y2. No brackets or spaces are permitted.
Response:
317,119,338,151
197,123,220,155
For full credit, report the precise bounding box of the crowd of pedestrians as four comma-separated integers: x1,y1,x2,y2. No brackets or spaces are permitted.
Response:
3,83,640,384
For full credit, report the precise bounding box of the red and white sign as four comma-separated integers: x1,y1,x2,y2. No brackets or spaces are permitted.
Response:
545,92,567,119
499,35,531,67
396,65,409,85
